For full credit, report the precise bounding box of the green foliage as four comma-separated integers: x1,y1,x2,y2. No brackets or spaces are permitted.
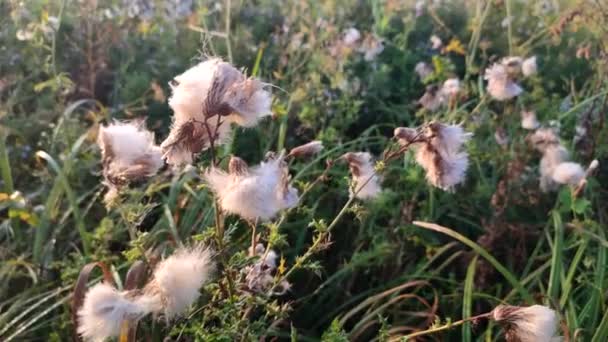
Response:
1,0,608,341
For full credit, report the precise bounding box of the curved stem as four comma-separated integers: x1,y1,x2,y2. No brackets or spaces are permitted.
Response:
401,312,492,340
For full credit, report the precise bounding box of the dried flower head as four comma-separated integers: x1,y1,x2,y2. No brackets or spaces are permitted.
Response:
143,245,214,318
343,27,361,46
501,56,523,76
343,152,382,200
415,62,433,80
522,56,538,77
418,84,445,111
495,127,510,146
484,63,523,101
441,78,460,97
552,162,585,186
358,33,384,61
529,128,561,152
492,304,558,342
521,110,540,130
204,154,299,221
161,58,272,166
97,121,163,201
77,283,150,342
415,123,471,191
288,141,324,159
430,35,443,50
243,243,290,296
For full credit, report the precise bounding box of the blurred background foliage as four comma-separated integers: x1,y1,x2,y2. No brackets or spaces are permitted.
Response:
1,0,608,340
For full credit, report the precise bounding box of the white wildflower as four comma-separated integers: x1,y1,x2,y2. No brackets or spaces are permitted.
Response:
430,35,443,50
492,304,559,342
143,246,214,318
415,0,425,17
343,27,361,46
77,283,149,342
204,154,299,221
539,145,569,192
343,152,382,200
161,58,272,166
521,110,540,130
522,56,538,77
484,63,523,101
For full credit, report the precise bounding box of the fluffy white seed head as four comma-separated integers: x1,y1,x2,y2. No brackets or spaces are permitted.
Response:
522,56,538,77
162,58,272,166
521,110,540,130
430,35,442,49
415,62,433,80
588,159,599,172
412,122,471,191
484,63,523,101
145,246,214,318
442,78,460,97
343,152,382,200
205,154,299,221
539,145,570,192
358,33,384,61
97,121,163,201
77,283,149,342
492,304,558,342
343,27,361,46
501,56,523,75
418,85,445,111
552,162,585,186
529,127,561,152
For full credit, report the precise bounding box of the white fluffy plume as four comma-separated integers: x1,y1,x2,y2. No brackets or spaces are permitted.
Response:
492,304,559,342
97,121,163,182
144,245,214,318
161,58,272,166
343,152,382,200
77,283,149,342
551,162,585,186
484,63,523,101
522,56,538,77
204,154,299,221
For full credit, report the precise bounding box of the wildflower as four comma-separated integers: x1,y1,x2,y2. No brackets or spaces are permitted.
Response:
415,0,425,17
443,38,466,55
97,121,163,201
522,56,538,77
394,127,419,145
529,128,560,152
484,63,523,101
204,154,299,221
77,283,149,342
161,58,272,166
418,85,444,111
521,110,540,130
415,62,433,80
342,152,382,200
430,35,443,50
143,245,214,318
288,140,324,158
343,27,361,46
441,78,460,97
243,243,290,296
539,145,570,192
358,34,384,61
492,304,559,342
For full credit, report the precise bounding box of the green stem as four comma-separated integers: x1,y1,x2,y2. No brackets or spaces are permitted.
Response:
0,133,14,194
402,312,492,340
506,0,513,55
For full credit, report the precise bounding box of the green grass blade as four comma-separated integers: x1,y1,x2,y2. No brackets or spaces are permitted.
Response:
547,211,564,303
462,255,477,342
0,133,14,194
413,221,533,303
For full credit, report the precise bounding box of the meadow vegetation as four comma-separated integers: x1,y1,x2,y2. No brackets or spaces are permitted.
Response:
1,0,608,341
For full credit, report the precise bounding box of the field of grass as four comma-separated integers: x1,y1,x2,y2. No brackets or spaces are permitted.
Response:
1,0,608,341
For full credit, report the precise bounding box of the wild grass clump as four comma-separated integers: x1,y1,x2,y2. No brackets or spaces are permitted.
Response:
1,0,608,341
